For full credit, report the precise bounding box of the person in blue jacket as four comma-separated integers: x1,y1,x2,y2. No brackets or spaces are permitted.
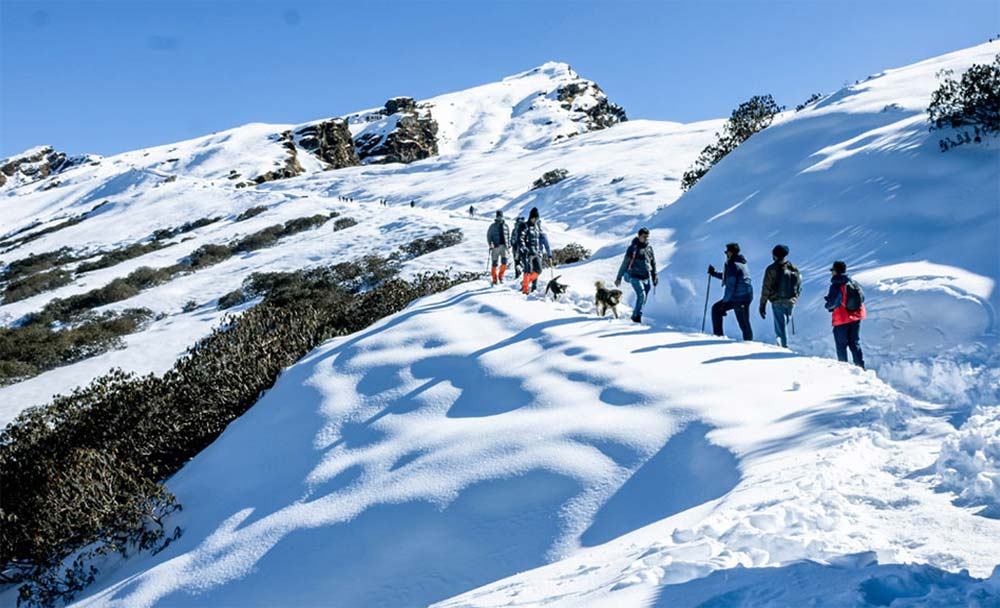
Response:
708,242,754,340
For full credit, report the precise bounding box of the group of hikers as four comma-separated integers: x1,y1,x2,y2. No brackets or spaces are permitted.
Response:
486,216,867,368
486,207,552,295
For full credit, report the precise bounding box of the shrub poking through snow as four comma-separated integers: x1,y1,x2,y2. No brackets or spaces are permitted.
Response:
234,205,268,222
2,269,74,304
550,242,592,266
928,54,1000,150
150,216,222,241
75,241,167,274
681,94,784,191
0,249,474,606
532,168,569,189
0,308,154,385
795,92,824,112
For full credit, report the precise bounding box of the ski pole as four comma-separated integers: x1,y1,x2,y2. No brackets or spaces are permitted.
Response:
701,274,711,333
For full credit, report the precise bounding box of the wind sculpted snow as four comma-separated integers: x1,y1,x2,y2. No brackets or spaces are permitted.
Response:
65,285,1000,607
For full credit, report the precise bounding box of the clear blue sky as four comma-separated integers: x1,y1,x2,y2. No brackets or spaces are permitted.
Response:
2,1,997,157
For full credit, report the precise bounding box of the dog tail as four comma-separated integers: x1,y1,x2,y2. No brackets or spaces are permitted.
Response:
595,280,605,289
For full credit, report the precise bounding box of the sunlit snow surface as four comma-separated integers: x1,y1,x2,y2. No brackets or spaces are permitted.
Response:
0,45,997,607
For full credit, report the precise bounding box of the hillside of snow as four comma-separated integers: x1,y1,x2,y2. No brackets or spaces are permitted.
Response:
1,44,999,607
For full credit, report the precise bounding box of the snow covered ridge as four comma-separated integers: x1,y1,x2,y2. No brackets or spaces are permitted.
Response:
641,41,1000,406
0,145,99,190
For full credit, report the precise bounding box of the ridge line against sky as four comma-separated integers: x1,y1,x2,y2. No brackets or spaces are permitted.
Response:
1,0,998,158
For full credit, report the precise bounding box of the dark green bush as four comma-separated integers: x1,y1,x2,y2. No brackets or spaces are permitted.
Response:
187,243,233,269
76,242,166,274
333,217,358,231
3,270,74,304
391,228,463,261
234,206,268,222
151,216,222,241
1,248,77,283
929,54,1000,150
0,308,153,385
682,94,784,191
795,92,823,112
0,262,473,606
550,243,592,266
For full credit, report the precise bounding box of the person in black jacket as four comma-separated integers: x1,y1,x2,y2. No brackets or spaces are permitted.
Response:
615,227,658,323
708,242,754,340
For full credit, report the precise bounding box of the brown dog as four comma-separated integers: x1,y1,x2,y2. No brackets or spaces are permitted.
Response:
594,281,623,318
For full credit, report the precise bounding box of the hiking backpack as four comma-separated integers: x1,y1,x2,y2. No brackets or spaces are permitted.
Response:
844,280,865,312
776,265,802,300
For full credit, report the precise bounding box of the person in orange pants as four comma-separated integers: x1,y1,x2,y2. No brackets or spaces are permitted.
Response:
519,207,551,294
487,210,510,285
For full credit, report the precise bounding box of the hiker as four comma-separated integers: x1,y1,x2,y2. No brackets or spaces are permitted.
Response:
615,227,658,323
824,260,866,368
510,216,527,278
759,244,801,347
519,207,551,294
469,205,475,217
487,210,510,285
708,242,754,340
410,200,415,208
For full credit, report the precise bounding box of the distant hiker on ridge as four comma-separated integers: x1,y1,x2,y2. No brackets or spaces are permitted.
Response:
519,207,551,295
615,227,658,323
759,244,801,348
469,205,475,217
487,210,511,285
824,260,866,368
708,242,754,341
510,216,528,278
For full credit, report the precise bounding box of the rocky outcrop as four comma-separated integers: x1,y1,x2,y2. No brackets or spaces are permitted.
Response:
294,118,360,169
235,131,304,188
354,97,439,164
532,168,569,190
555,80,628,131
0,146,96,189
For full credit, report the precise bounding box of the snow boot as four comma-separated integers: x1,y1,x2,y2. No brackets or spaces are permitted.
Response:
631,313,642,323
491,267,498,285
522,272,538,295
498,264,507,283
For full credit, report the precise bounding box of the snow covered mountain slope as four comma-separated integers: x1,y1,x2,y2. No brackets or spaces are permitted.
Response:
1,44,999,608
65,286,1000,608
637,41,1000,406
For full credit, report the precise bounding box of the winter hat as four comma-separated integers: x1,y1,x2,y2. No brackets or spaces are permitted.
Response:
637,227,650,236
725,242,741,254
831,260,847,274
496,210,503,218
529,207,540,220
772,244,789,259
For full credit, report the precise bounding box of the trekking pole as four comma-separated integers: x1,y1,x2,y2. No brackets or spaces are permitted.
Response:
790,312,796,335
701,275,711,333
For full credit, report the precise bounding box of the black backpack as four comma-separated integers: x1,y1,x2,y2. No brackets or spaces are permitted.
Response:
844,280,865,312
776,264,802,300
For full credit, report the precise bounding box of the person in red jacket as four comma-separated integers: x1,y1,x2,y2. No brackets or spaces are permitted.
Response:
824,260,866,368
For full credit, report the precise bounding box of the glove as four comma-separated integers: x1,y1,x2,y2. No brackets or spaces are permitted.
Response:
614,278,621,288
759,305,766,319
708,264,716,276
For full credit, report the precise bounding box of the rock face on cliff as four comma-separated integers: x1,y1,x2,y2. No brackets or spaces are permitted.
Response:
234,131,305,188
0,146,97,189
293,118,360,169
353,97,440,165
555,79,628,131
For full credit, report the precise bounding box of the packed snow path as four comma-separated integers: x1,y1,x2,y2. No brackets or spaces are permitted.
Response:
69,284,999,608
